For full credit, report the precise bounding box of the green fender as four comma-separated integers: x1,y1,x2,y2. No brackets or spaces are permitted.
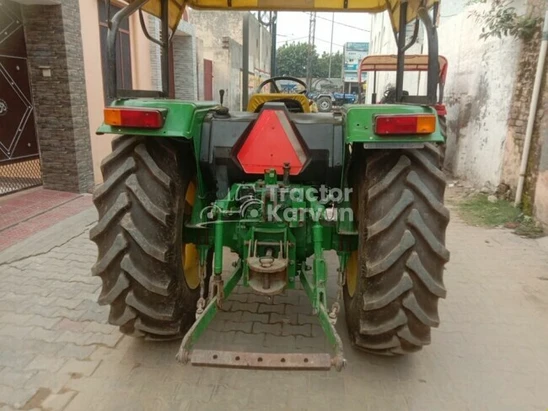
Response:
96,99,217,139
343,104,445,145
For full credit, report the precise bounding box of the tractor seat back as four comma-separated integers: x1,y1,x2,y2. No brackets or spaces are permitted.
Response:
247,93,310,113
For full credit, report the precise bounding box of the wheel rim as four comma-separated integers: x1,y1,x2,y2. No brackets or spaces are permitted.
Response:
320,101,330,110
182,181,200,290
346,251,358,298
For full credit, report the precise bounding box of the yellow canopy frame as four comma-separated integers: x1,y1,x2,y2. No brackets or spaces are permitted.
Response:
131,0,437,33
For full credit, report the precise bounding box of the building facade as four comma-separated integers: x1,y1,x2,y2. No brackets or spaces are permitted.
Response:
0,0,271,195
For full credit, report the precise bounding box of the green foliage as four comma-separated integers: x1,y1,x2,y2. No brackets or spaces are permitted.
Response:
459,194,521,227
467,0,542,41
458,194,545,238
276,42,343,79
316,51,344,79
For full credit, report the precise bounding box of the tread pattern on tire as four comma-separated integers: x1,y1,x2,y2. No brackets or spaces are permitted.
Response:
90,135,197,340
345,145,449,355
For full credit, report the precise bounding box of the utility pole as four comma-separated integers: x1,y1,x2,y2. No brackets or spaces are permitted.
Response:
328,13,335,79
306,12,316,89
258,11,278,88
270,12,277,78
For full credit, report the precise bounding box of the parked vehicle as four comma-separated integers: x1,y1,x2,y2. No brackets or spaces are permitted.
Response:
309,92,357,112
91,0,448,372
359,53,449,136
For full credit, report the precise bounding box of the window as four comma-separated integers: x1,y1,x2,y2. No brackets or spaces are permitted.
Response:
98,1,133,103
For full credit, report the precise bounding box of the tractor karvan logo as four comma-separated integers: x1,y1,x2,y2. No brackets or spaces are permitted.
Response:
198,186,354,227
0,99,7,116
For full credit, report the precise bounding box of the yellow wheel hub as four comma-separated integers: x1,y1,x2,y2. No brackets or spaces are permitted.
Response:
182,243,200,290
182,181,200,290
346,251,358,298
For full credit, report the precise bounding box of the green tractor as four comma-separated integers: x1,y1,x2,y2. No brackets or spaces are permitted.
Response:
91,0,449,371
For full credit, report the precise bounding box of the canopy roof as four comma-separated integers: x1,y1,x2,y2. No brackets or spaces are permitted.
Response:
130,0,436,33
359,54,448,84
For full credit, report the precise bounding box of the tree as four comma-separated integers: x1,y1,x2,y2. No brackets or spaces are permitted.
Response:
276,42,344,80
316,51,343,78
276,42,317,78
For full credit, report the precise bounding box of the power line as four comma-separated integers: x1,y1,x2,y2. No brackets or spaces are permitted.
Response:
303,12,371,32
278,36,309,43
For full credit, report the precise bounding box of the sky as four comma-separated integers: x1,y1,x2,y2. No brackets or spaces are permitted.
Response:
275,12,372,54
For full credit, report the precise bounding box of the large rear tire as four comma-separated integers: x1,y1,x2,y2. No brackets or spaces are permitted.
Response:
344,145,450,355
90,135,204,340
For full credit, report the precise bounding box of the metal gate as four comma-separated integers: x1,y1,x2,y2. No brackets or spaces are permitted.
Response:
0,0,41,196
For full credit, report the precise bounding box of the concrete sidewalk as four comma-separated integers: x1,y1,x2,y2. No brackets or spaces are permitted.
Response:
0,192,547,410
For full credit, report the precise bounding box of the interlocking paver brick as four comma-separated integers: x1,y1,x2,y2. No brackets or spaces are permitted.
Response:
56,344,97,361
0,325,34,339
240,312,269,324
252,322,282,335
297,313,319,325
264,334,295,347
27,328,63,343
77,310,108,324
269,312,298,324
0,336,62,356
0,313,34,325
23,315,60,330
311,324,324,338
0,351,35,369
246,293,273,304
52,297,83,310
0,369,37,389
286,303,312,315
229,302,259,313
233,331,265,346
295,335,326,350
223,321,252,333
55,331,94,346
83,333,123,348
257,303,284,314
216,310,242,322
82,322,116,335
25,355,66,372
58,359,101,377
55,318,88,332
282,323,311,337
273,290,301,305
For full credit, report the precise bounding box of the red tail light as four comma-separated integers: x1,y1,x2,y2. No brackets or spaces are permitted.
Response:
375,114,436,135
104,108,165,129
236,106,308,175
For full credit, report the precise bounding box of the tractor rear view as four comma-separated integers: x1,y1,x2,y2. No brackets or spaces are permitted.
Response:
91,0,449,371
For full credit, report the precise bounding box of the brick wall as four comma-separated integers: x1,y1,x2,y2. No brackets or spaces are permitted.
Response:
501,0,547,223
23,2,93,194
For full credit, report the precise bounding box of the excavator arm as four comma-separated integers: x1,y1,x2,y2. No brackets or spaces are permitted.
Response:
131,0,437,33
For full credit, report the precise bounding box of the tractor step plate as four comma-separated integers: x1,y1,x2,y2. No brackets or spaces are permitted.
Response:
190,350,332,370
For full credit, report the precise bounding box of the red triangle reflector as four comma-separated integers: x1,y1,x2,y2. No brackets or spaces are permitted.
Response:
236,108,307,175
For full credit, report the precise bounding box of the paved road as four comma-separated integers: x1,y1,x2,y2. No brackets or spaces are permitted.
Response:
0,198,547,411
